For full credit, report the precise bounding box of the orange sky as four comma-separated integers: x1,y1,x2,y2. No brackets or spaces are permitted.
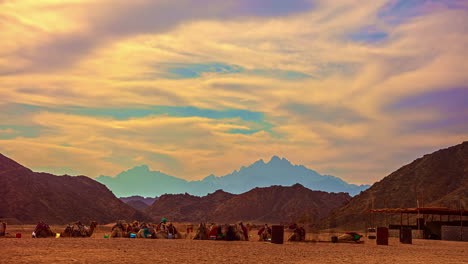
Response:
0,0,467,184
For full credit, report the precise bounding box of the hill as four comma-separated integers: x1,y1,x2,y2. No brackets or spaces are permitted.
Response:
0,153,150,224
144,184,351,223
96,156,369,197
120,196,158,210
323,141,468,229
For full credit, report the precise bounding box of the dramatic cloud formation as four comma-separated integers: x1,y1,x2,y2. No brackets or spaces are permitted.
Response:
1,0,467,184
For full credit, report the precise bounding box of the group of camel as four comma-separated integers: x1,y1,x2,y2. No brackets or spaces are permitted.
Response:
193,222,250,241
192,222,306,242
0,221,308,242
0,221,97,238
33,221,98,238
110,220,182,239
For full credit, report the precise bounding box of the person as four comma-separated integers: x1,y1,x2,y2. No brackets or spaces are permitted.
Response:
258,224,271,235
186,224,194,234
156,218,168,233
239,222,249,241
208,223,218,239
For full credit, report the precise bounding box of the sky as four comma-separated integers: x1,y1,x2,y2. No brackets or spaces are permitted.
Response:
0,0,467,184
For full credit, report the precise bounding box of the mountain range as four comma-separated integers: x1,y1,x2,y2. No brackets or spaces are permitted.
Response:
0,141,465,226
144,184,351,223
96,156,369,197
323,141,468,229
0,153,149,224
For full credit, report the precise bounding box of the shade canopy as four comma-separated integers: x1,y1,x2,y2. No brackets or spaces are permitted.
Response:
369,207,468,216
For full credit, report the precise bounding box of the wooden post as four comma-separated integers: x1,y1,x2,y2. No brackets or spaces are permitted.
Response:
460,200,463,242
417,200,420,235
400,212,403,241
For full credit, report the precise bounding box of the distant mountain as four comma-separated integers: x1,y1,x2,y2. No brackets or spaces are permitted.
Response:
97,165,188,198
120,195,158,210
126,200,151,211
0,153,150,224
120,195,158,206
145,189,236,222
322,141,468,229
144,184,351,223
96,156,369,197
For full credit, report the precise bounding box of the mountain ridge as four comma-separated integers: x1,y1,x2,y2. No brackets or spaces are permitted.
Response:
0,153,150,224
322,141,468,229
96,156,369,197
144,184,351,223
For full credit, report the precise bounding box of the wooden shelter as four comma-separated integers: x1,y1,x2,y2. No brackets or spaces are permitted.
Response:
369,207,467,241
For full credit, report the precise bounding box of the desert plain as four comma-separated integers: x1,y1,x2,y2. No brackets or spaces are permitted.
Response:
1,224,467,264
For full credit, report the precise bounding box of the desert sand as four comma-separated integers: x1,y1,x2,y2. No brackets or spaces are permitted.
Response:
1,225,467,264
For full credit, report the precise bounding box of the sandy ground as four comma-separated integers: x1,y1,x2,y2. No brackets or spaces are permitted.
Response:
1,225,467,264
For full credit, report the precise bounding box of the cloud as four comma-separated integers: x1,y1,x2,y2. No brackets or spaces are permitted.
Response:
0,0,467,185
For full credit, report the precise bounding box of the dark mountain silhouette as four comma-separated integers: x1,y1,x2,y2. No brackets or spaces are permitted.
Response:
125,200,151,211
120,196,158,210
144,184,351,223
97,156,369,197
322,141,468,229
119,195,158,206
0,153,150,224
145,190,235,222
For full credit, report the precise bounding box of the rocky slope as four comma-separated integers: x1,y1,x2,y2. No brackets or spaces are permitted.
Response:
145,184,351,223
0,153,149,224
322,141,468,229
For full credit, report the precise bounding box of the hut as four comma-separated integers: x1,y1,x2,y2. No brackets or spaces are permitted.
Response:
369,207,468,242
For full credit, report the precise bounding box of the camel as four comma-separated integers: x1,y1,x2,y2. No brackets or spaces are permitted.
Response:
110,221,129,238
61,221,97,237
258,225,272,241
287,224,306,242
155,223,182,239
136,227,156,238
32,222,55,238
135,223,155,238
239,222,249,241
130,221,141,234
222,224,246,241
193,223,209,240
0,222,6,237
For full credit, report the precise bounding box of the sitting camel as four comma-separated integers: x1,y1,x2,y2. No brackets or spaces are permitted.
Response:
288,224,306,242
0,222,6,237
135,223,156,238
61,221,97,237
110,220,129,238
193,223,209,240
136,227,156,238
258,224,272,241
155,223,182,239
32,221,55,238
222,224,246,241
130,221,141,234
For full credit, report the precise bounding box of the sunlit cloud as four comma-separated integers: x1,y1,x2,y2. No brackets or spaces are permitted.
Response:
0,0,467,184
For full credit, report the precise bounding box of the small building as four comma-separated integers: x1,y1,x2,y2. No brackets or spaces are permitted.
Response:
369,207,467,242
